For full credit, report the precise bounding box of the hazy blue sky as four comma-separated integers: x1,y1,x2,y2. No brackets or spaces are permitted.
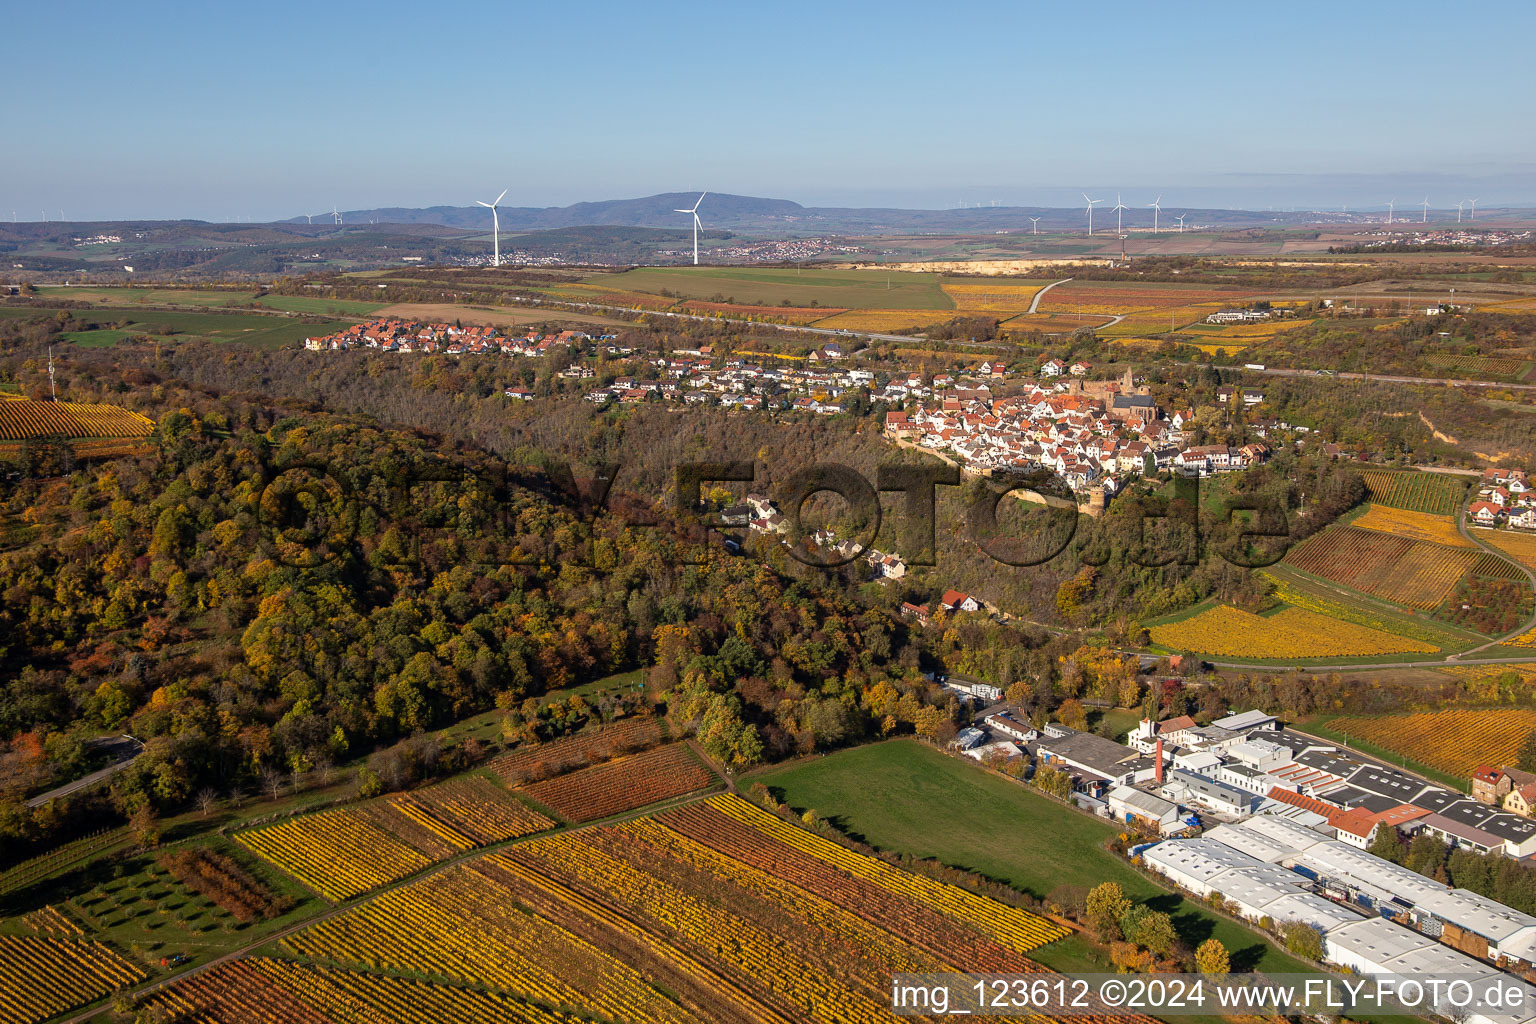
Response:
8,0,1534,220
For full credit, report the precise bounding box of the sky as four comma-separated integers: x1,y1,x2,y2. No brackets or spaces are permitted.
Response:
7,0,1536,221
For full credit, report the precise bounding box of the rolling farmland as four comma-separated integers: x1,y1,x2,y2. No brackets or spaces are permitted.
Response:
1147,603,1439,659
579,266,954,310
1358,470,1468,515
1326,709,1536,779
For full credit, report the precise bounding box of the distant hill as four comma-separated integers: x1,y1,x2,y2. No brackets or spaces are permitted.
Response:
285,193,1340,236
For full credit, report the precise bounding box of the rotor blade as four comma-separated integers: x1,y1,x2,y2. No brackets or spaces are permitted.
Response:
475,201,492,208
674,209,692,214
692,191,707,212
494,188,508,206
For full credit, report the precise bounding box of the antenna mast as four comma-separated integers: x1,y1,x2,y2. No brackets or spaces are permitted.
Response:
47,345,57,402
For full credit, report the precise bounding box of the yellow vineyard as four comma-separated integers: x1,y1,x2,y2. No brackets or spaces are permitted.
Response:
939,281,1047,312
1472,527,1536,569
0,935,146,1024
1097,303,1225,337
1328,708,1536,779
236,776,551,900
0,400,155,442
1148,603,1439,659
185,793,1086,1024
1353,506,1474,548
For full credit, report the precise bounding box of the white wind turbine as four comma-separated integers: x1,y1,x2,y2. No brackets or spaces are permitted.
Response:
1421,197,1430,223
1468,198,1479,221
1111,193,1127,234
1176,214,1187,233
1456,200,1465,223
475,188,509,267
1385,199,1395,225
1028,216,1041,235
332,206,342,225
674,192,707,264
1083,193,1104,235
1147,195,1162,233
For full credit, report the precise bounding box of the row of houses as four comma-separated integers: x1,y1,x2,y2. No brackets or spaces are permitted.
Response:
1471,468,1536,529
304,318,596,357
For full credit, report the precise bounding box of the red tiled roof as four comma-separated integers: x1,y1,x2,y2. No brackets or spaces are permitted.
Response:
1266,787,1341,818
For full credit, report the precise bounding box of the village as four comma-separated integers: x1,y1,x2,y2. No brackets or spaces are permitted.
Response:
305,319,1288,502
1469,467,1536,530
947,694,1536,999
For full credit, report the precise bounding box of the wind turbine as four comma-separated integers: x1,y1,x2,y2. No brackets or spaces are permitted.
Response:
1147,195,1162,233
1029,216,1041,235
1456,200,1465,223
1176,214,1187,233
1421,197,1430,223
674,192,706,265
332,206,342,225
1468,198,1479,221
1385,199,1395,225
1111,193,1127,235
475,188,509,267
1083,193,1103,235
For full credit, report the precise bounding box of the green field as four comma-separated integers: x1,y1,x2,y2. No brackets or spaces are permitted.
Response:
61,328,136,348
579,266,955,309
254,294,385,315
755,739,1309,975
36,286,257,307
63,309,352,351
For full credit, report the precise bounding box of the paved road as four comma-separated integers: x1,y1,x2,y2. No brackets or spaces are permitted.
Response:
27,735,143,808
1027,278,1072,314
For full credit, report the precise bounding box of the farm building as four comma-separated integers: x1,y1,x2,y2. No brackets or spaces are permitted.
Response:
1106,786,1183,835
